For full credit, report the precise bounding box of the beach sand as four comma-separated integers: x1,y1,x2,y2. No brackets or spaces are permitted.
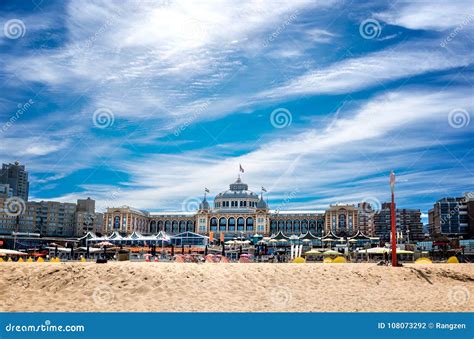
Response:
0,262,472,312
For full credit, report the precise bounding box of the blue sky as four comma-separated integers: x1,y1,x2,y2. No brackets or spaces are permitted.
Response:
0,0,473,222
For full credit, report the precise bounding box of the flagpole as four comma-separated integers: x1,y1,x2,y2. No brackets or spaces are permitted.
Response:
390,171,397,267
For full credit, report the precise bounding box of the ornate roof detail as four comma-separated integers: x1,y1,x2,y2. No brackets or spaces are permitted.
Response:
256,194,268,209
199,196,210,211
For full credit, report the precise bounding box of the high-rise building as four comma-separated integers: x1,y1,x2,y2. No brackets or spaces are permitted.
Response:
428,193,473,238
0,162,29,201
29,201,77,237
75,198,104,237
0,196,35,235
357,202,375,236
0,184,13,199
374,203,424,242
77,197,95,213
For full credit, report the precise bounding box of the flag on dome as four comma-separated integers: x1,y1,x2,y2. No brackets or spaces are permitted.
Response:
261,187,267,192
205,188,210,193
239,164,244,173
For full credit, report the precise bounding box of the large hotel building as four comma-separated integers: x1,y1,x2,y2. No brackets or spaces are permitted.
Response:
102,176,425,241
4,162,471,241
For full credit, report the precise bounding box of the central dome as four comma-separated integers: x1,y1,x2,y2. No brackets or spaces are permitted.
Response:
214,176,260,210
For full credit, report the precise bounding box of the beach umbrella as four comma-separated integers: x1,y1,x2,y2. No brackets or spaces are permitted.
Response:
365,247,389,254
96,241,114,247
221,244,226,256
86,244,90,259
54,245,58,258
305,249,321,255
0,249,28,256
70,245,74,260
323,250,340,256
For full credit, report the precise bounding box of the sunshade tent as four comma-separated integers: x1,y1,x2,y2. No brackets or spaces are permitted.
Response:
305,249,321,255
391,249,414,254
363,247,389,254
95,241,114,247
0,249,28,256
323,250,340,256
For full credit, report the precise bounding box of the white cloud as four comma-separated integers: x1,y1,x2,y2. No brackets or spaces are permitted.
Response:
257,45,472,100
43,87,473,212
376,1,474,31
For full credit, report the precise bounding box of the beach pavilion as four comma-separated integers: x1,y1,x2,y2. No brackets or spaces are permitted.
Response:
298,231,320,247
79,230,208,247
320,230,342,248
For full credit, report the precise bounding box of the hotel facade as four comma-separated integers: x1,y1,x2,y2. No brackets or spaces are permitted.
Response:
104,176,379,239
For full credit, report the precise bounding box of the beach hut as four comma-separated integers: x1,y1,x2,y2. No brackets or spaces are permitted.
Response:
271,231,290,241
299,231,320,247
320,231,342,248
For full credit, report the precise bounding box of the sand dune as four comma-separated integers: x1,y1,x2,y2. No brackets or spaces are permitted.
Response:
0,263,472,312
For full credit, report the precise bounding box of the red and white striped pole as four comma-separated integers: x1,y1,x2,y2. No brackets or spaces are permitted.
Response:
390,171,397,267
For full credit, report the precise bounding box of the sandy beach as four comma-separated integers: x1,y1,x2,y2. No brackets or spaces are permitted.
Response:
0,263,472,312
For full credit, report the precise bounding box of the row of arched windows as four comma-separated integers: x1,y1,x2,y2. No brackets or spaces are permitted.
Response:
270,219,325,235
210,217,254,232
149,220,195,234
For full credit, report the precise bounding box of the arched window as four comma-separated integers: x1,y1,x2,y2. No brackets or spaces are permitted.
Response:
171,220,179,234
309,220,316,232
286,220,292,234
150,220,157,233
246,217,254,231
278,220,285,232
270,220,277,233
179,220,186,233
186,220,194,232
301,220,308,233
157,221,163,232
294,220,301,234
113,216,120,230
210,217,218,232
165,220,171,233
237,217,245,231
317,219,324,236
338,213,346,231
228,217,235,231
219,217,227,231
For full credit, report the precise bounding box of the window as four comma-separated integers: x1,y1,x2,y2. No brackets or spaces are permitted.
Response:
210,217,218,231
237,217,245,231
219,217,227,231
228,217,236,231
246,217,254,231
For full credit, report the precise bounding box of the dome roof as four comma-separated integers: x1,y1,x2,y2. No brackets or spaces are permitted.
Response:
256,196,268,209
215,176,259,200
199,197,210,210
